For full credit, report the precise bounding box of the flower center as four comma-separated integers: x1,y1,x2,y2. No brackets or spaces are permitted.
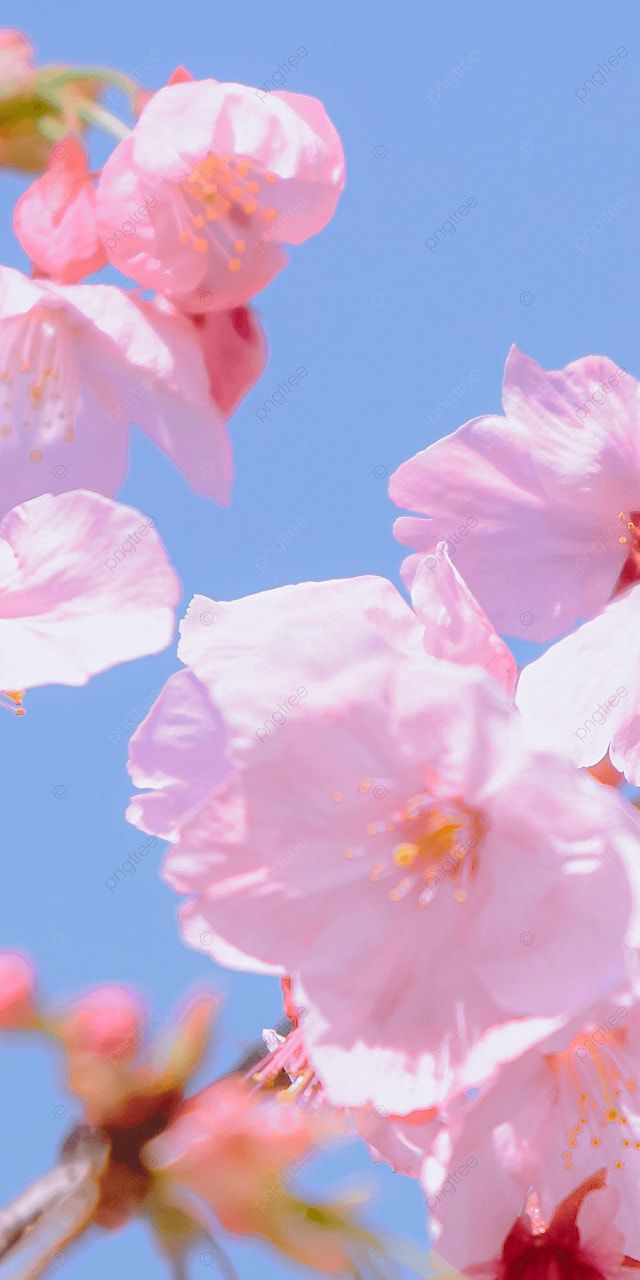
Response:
547,1027,638,1175
251,1026,322,1108
179,153,280,273
501,1184,607,1280
337,779,483,909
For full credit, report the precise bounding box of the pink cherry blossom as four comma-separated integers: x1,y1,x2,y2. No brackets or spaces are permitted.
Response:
0,950,36,1028
61,985,144,1062
0,265,233,513
391,346,640,641
0,489,179,700
419,998,640,1273
96,78,345,312
127,575,640,1115
13,137,107,284
517,584,640,785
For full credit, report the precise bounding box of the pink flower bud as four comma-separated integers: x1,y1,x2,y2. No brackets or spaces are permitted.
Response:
61,985,144,1062
13,137,107,284
0,951,37,1028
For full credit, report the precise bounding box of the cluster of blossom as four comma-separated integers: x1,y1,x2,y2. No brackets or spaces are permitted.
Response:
1,23,640,1280
0,30,344,516
0,956,383,1275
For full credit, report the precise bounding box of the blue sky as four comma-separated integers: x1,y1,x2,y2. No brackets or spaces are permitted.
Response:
0,2,638,1277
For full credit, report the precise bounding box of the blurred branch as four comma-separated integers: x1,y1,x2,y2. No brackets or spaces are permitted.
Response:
0,1132,108,1279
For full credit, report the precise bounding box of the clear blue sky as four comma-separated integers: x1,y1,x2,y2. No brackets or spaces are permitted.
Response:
0,2,638,1277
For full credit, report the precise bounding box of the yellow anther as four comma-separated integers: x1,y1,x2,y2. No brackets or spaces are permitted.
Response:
392,842,418,869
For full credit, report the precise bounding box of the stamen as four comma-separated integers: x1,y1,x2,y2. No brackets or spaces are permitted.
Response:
180,149,281,268
393,842,419,868
0,691,26,716
549,1032,638,1172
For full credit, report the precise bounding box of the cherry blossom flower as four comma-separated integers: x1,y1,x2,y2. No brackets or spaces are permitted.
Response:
0,489,179,707
0,950,37,1028
0,265,233,513
391,346,640,642
96,77,345,312
127,574,640,1116
13,137,107,283
418,998,640,1275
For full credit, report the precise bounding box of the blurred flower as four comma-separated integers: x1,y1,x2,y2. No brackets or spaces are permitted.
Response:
96,76,345,311
0,30,107,173
62,991,216,1132
0,29,49,173
0,965,380,1275
0,489,179,705
13,137,107,283
144,1078,357,1273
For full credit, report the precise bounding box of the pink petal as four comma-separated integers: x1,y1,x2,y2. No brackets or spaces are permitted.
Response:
177,577,422,754
411,545,517,696
192,306,267,417
517,584,640,784
0,490,179,689
127,668,230,840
